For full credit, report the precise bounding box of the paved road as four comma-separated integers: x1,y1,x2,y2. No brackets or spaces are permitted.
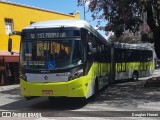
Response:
0,69,160,120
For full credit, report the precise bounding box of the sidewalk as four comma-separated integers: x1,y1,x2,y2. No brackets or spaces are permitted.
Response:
137,69,160,81
153,69,160,76
0,84,19,92
143,69,160,87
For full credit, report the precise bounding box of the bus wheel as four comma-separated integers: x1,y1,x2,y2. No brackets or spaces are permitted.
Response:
132,71,139,81
94,78,99,94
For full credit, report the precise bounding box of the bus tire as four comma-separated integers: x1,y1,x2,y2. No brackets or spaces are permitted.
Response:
94,78,99,94
132,71,139,81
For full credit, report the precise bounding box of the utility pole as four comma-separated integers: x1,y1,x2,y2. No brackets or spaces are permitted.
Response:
83,0,86,20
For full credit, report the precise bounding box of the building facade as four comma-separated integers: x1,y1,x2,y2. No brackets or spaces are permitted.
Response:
0,1,80,85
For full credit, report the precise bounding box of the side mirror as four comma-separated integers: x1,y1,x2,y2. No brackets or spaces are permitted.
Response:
88,42,97,54
88,42,93,52
8,38,12,52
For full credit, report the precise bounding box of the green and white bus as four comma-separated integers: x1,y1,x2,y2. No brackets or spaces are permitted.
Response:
111,43,154,82
8,20,154,100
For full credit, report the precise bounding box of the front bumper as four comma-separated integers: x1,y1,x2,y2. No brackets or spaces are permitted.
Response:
20,77,88,98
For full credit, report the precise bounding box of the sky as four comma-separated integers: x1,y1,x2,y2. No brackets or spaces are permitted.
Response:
4,0,111,39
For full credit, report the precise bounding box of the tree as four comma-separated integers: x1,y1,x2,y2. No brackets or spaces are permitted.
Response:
78,0,160,58
108,31,141,43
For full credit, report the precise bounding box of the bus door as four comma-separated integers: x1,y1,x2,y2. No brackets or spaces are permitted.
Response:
116,49,126,80
83,30,94,77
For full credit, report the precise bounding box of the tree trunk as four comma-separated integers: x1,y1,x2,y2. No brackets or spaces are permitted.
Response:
146,2,160,59
153,28,160,59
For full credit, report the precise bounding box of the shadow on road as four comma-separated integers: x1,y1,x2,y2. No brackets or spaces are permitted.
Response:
0,96,88,112
90,80,160,108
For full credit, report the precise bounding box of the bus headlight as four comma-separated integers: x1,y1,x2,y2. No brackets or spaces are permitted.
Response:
68,69,83,81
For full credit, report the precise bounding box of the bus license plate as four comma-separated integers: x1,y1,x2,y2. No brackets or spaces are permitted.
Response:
42,90,53,94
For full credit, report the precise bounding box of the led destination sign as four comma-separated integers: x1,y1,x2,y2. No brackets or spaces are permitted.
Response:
23,30,80,39
30,32,66,39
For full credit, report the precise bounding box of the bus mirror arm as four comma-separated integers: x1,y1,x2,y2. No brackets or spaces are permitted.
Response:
8,33,20,55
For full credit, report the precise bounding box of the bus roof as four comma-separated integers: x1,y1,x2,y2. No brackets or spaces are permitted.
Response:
23,19,110,45
113,42,153,50
24,20,91,29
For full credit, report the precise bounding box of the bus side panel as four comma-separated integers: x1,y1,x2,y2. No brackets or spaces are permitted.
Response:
85,62,97,98
67,77,88,98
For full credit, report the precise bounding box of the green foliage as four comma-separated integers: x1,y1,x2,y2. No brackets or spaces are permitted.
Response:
78,0,160,58
141,33,154,43
108,31,141,43
79,0,142,37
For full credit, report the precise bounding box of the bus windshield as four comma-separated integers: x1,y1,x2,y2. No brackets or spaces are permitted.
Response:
20,40,83,70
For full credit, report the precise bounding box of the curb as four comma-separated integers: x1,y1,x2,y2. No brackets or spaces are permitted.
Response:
144,75,160,87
